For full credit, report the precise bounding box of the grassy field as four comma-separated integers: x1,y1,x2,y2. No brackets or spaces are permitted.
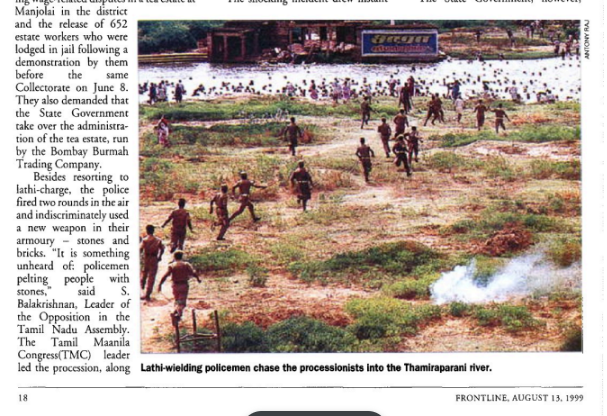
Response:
140,93,581,353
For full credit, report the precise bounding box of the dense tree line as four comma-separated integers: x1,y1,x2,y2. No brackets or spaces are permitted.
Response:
138,21,225,54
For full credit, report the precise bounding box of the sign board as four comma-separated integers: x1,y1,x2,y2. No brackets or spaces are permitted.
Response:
361,29,439,57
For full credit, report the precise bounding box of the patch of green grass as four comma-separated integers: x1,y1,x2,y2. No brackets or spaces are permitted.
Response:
509,125,580,143
473,304,542,332
294,200,358,227
549,101,581,112
140,96,399,122
471,256,504,286
316,157,361,174
436,125,580,148
246,264,269,288
481,156,518,182
221,321,270,353
140,157,199,200
547,236,581,267
156,123,329,148
446,202,567,240
560,325,582,351
426,152,472,173
288,241,442,284
266,316,356,352
528,160,580,181
383,275,440,300
345,297,442,340
189,248,260,275
448,302,470,317
437,130,497,148
270,239,307,266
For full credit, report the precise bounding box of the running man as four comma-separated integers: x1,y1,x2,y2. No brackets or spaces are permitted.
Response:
158,251,200,324
404,126,423,165
162,198,193,253
392,136,412,177
473,99,488,131
393,109,409,139
454,94,465,123
282,117,304,156
210,185,230,241
289,161,314,211
229,172,267,223
377,117,392,158
491,103,511,133
355,137,375,183
360,96,372,129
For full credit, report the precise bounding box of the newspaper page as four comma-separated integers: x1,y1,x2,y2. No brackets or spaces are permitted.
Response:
2,0,604,415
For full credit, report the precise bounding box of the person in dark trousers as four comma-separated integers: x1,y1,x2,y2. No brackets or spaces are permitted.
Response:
162,198,193,253
289,161,314,211
158,251,200,325
393,109,409,139
392,136,412,177
140,225,164,302
282,117,303,156
491,103,511,133
473,99,488,131
355,137,375,183
377,117,392,158
404,126,423,165
210,185,230,241
360,96,372,129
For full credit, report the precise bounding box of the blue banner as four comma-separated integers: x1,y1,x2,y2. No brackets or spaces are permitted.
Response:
361,30,438,57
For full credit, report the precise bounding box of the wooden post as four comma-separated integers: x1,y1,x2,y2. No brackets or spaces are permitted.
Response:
192,309,197,334
174,319,181,353
214,310,221,352
241,35,246,60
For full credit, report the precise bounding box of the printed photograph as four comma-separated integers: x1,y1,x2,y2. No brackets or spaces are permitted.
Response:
138,20,581,353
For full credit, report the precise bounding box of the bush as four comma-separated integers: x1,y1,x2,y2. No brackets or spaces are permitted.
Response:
266,317,355,352
288,241,441,284
270,241,306,266
474,307,500,327
474,304,541,332
482,156,517,182
449,302,470,317
547,237,581,267
426,152,467,173
221,322,270,352
345,297,442,340
190,248,260,275
384,275,439,300
247,264,269,288
560,326,582,352
508,125,580,143
439,133,479,148
529,160,581,181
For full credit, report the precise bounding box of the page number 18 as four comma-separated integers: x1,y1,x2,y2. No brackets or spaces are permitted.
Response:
19,394,28,402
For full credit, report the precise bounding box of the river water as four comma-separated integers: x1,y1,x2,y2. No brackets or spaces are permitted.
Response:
139,56,580,103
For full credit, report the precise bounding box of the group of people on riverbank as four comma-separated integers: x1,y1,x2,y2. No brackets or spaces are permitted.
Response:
139,52,580,110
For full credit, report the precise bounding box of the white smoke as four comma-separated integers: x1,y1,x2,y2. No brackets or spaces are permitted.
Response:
430,253,581,305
